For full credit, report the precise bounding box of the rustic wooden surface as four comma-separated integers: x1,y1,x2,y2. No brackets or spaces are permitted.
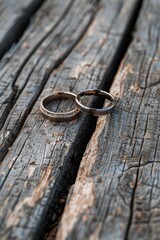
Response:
0,0,159,239
56,0,160,239
0,0,141,239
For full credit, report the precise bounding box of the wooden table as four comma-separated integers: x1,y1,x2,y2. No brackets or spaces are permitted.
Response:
0,0,159,239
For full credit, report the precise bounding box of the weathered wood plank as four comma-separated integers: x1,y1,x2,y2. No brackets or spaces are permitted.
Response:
0,0,46,59
0,0,93,160
56,0,160,239
0,0,140,239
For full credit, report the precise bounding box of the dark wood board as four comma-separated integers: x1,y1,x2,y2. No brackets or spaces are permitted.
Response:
0,0,141,239
56,0,160,239
0,0,46,59
0,0,33,42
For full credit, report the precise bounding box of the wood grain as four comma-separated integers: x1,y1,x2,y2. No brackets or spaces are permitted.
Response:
0,0,140,239
56,0,160,239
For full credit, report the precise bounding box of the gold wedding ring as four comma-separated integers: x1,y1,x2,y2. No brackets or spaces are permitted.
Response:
40,91,80,122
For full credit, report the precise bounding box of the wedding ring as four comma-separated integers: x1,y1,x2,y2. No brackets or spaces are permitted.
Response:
75,89,115,116
40,91,80,122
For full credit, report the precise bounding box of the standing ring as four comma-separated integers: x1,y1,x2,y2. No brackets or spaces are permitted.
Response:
75,89,115,116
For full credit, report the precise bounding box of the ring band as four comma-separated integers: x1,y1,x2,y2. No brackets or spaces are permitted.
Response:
75,89,115,116
40,91,80,122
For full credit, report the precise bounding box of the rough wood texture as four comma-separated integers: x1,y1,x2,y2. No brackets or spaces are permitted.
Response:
0,0,140,239
0,0,46,59
56,0,160,239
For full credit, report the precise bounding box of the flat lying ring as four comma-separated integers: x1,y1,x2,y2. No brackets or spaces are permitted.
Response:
40,91,80,122
75,89,115,116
